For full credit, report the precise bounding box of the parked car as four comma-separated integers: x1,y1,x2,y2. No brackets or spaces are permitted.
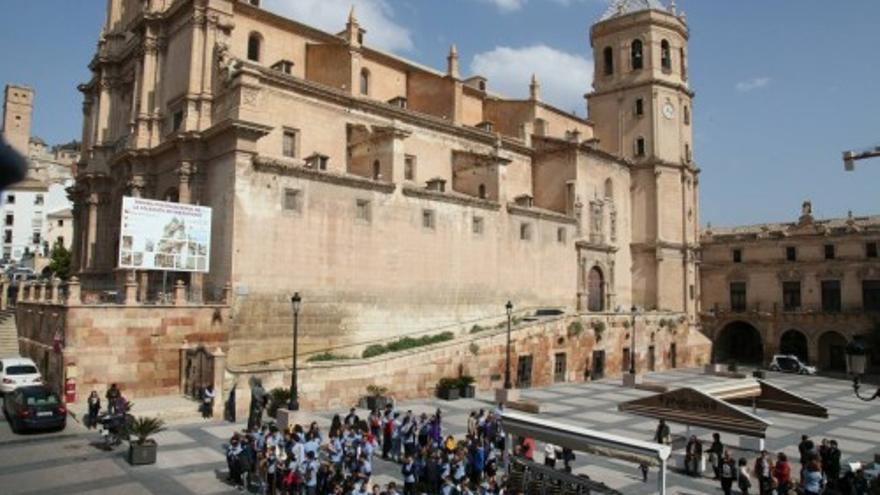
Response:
2,385,66,433
0,357,43,393
768,354,816,375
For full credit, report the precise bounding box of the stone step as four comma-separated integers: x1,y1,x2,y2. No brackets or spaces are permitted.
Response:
70,394,208,427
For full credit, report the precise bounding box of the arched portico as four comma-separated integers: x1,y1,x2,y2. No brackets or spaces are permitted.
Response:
779,329,809,364
714,320,764,365
818,331,847,372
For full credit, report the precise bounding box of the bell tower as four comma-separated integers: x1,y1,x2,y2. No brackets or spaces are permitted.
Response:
587,0,700,317
2,84,34,156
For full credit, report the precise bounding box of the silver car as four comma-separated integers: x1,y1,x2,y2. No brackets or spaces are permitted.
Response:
768,354,816,375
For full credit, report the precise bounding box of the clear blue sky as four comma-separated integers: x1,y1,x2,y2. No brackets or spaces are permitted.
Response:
1,0,877,227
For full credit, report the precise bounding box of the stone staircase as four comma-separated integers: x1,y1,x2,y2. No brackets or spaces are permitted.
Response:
70,394,209,426
0,309,19,357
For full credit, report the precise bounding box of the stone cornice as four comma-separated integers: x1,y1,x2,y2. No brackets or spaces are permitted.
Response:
253,156,396,194
248,62,535,157
401,185,501,211
506,204,577,225
575,240,619,253
586,78,695,100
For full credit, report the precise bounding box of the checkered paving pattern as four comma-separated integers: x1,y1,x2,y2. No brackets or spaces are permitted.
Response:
0,368,877,494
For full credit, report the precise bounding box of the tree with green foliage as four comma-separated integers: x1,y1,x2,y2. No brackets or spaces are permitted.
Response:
47,240,72,280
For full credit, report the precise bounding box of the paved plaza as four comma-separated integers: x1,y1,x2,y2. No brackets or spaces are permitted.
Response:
0,368,878,494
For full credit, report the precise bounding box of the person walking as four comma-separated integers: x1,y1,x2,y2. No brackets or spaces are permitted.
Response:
653,419,671,446
737,457,752,495
402,455,417,495
86,391,101,430
826,439,841,488
708,432,725,480
719,451,737,495
543,443,557,469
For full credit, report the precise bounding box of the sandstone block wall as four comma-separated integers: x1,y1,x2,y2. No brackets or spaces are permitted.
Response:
16,302,230,401
228,313,712,416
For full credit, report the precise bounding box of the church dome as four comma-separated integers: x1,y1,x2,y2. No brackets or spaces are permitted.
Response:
600,0,668,21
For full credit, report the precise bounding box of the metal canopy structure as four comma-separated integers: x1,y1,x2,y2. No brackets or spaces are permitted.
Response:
502,410,672,494
618,379,828,439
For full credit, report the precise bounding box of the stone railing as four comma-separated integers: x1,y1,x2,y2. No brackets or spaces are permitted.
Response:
14,276,233,308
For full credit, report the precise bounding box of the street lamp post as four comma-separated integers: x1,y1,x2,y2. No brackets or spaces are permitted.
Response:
845,340,879,402
288,292,302,411
630,306,638,375
504,300,513,390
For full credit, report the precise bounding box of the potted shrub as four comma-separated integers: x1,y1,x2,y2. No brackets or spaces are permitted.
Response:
436,378,460,401
364,385,390,410
127,416,166,465
267,387,292,418
567,321,584,337
458,375,476,398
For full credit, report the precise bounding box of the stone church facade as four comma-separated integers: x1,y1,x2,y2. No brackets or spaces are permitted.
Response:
70,0,706,369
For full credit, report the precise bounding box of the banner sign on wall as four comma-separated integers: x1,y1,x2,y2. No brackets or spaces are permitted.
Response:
118,197,212,273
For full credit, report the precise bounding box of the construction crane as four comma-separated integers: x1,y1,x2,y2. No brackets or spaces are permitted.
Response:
843,144,880,171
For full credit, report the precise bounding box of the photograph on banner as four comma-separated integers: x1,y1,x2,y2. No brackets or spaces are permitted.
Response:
118,197,212,273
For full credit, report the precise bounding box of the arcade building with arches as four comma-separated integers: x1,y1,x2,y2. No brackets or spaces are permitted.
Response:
699,202,880,372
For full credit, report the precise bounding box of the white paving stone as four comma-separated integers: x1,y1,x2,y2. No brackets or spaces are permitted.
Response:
173,471,232,495
154,447,226,470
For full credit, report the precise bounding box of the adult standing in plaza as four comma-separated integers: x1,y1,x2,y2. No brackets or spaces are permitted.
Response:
753,450,772,495
800,458,826,495
106,383,121,414
248,378,267,431
653,419,671,446
737,457,752,495
201,385,215,419
773,452,791,495
708,432,725,480
684,435,702,477
719,451,737,495
86,391,101,429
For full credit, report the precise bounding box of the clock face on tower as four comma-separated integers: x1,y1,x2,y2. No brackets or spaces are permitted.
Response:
662,102,675,120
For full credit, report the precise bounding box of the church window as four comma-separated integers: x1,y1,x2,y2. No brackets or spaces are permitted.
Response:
422,209,436,230
733,249,742,263
680,48,687,80
635,98,644,117
404,155,416,181
684,105,690,125
356,199,371,223
557,228,567,244
247,33,262,62
685,143,692,163
5,214,12,226
360,69,370,96
609,210,617,242
603,47,614,75
603,178,614,201
478,184,487,199
5,194,13,205
661,40,672,71
867,242,878,258
472,216,484,235
635,137,646,157
372,160,381,180
824,244,835,260
786,246,797,262
631,39,644,70
283,189,302,212
282,129,299,158
520,223,532,241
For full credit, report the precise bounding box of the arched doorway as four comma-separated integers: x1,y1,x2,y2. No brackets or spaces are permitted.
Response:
779,330,809,363
587,267,604,312
714,321,763,365
818,331,847,372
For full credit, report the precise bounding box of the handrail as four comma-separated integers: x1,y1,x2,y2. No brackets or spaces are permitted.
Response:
233,305,554,368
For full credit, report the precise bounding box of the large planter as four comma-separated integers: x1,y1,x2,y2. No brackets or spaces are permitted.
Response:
459,385,476,399
437,388,460,401
365,395,390,411
128,441,158,465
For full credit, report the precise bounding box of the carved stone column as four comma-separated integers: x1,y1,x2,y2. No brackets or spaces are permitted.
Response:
86,193,99,269
128,174,150,302
38,282,47,303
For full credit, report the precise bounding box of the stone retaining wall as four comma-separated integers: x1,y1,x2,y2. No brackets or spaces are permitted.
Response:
227,313,712,417
16,302,230,401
